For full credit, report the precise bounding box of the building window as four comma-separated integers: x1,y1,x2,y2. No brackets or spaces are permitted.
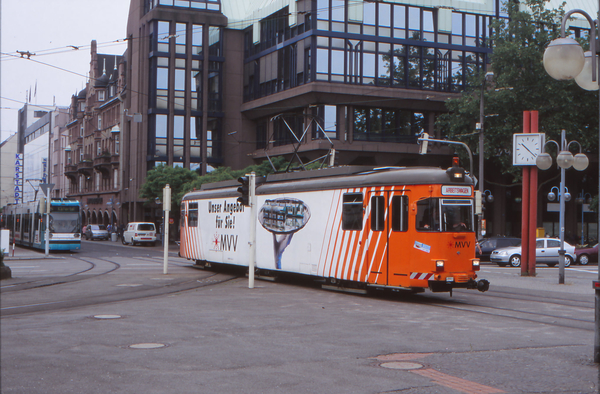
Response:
113,169,118,189
207,61,222,112
154,114,168,159
208,26,221,56
98,115,102,130
173,115,184,160
192,25,203,56
190,116,202,160
157,21,170,52
98,90,105,101
175,59,186,111
176,23,187,54
155,57,169,109
191,60,202,111
206,117,221,159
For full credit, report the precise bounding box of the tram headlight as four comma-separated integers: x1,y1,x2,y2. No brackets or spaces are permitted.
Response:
435,260,445,272
472,259,480,271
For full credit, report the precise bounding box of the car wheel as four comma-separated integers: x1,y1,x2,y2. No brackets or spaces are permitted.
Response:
547,263,556,267
578,254,590,265
565,256,573,267
509,254,521,267
122,237,127,245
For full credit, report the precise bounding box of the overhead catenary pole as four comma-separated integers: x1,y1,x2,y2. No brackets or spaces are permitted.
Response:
163,184,171,275
248,172,256,289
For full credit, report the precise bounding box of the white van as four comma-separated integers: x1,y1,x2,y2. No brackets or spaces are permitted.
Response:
122,222,157,246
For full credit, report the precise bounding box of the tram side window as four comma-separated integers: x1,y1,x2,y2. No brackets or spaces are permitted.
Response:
188,202,199,227
342,193,363,230
23,211,31,234
370,196,385,231
181,205,186,228
416,198,439,231
392,195,408,232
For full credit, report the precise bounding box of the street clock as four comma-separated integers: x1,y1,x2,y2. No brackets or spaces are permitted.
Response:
513,133,545,166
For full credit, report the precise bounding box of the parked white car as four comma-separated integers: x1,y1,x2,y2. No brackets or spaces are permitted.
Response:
122,222,157,246
490,238,576,267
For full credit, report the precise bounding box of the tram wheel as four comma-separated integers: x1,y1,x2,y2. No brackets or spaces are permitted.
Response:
509,254,521,267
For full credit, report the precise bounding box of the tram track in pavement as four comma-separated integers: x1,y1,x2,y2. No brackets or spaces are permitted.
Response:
0,256,237,317
425,288,594,332
0,256,120,293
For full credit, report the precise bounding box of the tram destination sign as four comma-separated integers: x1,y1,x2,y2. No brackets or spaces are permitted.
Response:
441,185,471,196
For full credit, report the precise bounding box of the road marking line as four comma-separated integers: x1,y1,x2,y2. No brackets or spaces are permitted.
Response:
1,300,66,310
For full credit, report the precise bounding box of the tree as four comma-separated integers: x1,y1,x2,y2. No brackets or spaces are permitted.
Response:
436,0,598,182
138,165,199,209
140,156,326,211
181,156,292,195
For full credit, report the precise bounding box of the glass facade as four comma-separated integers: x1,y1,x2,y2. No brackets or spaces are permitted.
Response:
148,17,223,170
242,0,494,148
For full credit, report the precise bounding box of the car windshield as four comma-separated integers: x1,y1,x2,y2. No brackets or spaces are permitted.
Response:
97,225,107,230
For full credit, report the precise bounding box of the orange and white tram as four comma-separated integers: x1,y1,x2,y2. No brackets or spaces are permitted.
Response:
179,164,489,294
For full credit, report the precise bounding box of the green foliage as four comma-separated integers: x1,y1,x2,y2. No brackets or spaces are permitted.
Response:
139,157,328,209
436,0,598,183
181,156,292,195
138,164,199,208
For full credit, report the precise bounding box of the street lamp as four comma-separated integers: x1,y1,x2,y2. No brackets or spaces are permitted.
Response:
545,5,600,363
483,189,494,203
547,186,571,202
536,130,588,285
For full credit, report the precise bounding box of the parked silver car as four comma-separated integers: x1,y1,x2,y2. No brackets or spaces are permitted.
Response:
84,224,109,241
490,238,576,267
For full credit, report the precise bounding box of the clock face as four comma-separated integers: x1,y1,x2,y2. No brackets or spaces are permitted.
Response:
513,134,544,166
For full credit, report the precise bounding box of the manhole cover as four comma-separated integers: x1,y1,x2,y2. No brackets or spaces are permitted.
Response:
380,361,423,370
130,343,166,349
93,314,122,319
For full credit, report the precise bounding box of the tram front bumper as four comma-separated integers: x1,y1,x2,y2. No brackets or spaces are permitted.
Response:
428,278,489,293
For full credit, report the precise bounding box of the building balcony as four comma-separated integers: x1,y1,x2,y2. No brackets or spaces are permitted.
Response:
93,154,111,176
111,154,120,165
65,164,78,181
78,159,93,176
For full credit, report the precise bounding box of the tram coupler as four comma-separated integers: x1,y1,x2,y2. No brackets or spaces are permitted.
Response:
468,278,490,292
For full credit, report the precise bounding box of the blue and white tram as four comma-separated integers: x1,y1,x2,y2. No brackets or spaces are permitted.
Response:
3,199,82,251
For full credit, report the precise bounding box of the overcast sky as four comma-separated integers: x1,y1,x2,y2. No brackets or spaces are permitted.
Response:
1,0,131,143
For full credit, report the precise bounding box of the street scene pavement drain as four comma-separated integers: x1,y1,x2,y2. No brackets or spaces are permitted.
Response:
380,361,423,370
129,343,166,349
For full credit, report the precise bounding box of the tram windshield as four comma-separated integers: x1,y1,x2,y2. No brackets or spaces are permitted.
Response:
49,213,81,234
416,198,473,232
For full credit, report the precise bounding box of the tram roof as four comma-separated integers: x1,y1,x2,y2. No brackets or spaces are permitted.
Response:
182,166,475,201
